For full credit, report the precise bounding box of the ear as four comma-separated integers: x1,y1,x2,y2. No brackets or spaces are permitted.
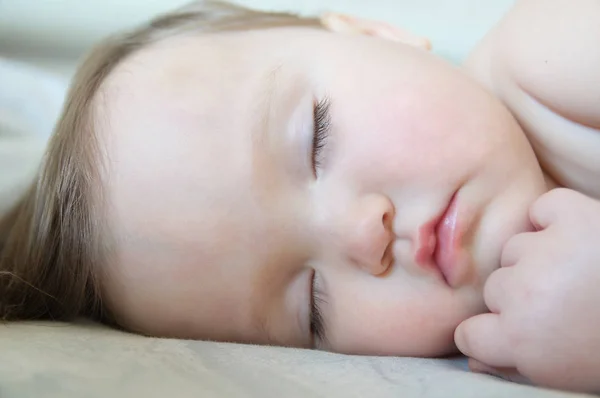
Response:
320,13,431,51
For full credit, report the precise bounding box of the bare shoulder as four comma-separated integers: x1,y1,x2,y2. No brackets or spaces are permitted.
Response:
465,0,600,198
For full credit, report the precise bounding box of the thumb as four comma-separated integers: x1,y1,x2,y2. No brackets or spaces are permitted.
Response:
454,313,515,368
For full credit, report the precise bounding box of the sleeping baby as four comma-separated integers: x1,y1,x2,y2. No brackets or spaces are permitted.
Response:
1,0,599,392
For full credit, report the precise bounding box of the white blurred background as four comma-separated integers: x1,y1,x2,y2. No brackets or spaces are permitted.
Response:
0,0,516,78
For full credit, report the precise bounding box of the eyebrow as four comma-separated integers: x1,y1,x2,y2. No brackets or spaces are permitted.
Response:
252,65,284,150
251,65,312,154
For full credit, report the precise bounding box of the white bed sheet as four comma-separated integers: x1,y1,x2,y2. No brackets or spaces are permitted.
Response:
0,321,593,398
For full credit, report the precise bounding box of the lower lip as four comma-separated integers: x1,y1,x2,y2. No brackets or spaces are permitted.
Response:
434,192,462,287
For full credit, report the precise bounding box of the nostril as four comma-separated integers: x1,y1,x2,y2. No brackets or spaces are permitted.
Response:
380,240,394,272
382,210,393,231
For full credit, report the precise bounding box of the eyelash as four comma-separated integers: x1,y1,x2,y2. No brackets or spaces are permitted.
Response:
310,270,326,345
311,97,331,177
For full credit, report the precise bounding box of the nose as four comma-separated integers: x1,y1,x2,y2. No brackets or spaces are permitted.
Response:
341,194,395,276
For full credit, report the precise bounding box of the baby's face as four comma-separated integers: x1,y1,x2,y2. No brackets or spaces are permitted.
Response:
100,27,546,356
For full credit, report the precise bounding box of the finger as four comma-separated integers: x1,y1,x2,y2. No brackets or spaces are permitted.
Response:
529,188,574,230
320,13,432,50
500,231,537,268
468,359,530,384
455,313,515,369
483,267,513,313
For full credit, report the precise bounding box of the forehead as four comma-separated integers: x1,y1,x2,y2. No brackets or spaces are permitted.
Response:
97,30,312,337
102,35,257,240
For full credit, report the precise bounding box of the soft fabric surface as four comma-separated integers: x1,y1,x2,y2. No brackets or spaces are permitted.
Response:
0,321,594,398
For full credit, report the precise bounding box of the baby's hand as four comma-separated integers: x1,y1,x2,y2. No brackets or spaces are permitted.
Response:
454,188,600,393
320,13,431,50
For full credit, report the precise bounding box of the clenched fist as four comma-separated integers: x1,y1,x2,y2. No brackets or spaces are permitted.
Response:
455,188,600,393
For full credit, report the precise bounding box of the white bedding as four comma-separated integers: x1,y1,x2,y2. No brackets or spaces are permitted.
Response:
0,321,593,398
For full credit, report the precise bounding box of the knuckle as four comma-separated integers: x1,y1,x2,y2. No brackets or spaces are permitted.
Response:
541,188,574,207
501,232,534,262
503,232,526,252
534,188,565,211
483,269,505,303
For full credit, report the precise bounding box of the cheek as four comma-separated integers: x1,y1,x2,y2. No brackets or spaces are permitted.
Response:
334,97,484,191
326,277,471,357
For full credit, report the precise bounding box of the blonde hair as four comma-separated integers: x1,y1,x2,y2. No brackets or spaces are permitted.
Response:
0,1,320,323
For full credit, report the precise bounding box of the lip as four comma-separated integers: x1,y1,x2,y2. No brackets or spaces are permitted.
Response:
416,191,462,286
433,192,462,287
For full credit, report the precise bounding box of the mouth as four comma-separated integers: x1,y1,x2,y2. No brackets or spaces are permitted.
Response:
416,191,462,287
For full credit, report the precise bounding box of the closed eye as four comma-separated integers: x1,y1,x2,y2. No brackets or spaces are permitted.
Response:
310,270,327,347
311,97,331,178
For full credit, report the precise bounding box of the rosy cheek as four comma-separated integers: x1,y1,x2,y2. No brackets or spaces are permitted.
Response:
342,97,453,174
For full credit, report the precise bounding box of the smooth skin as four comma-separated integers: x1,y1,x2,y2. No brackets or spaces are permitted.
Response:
458,0,600,392
99,18,544,357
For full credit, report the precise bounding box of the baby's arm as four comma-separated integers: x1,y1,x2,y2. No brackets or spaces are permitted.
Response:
465,0,600,197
